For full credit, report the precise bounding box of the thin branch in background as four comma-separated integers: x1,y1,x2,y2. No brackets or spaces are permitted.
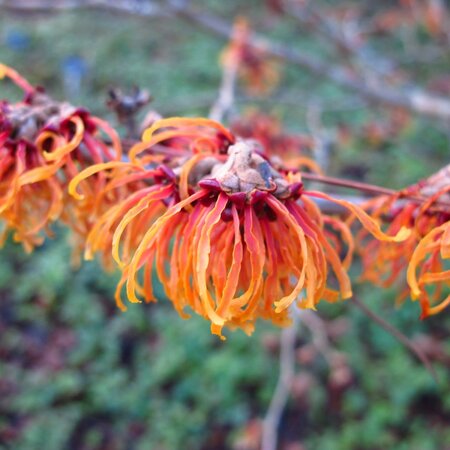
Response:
300,310,336,365
160,90,368,116
166,0,450,123
3,0,450,121
209,50,238,122
352,296,437,382
0,0,168,17
260,297,438,450
284,0,397,79
261,309,300,450
306,101,334,176
301,172,450,211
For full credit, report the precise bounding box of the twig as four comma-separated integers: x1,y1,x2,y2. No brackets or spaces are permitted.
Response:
302,172,397,197
261,309,300,450
301,172,450,210
284,0,396,78
352,296,438,382
300,310,336,365
0,0,167,16
209,51,239,122
306,102,334,176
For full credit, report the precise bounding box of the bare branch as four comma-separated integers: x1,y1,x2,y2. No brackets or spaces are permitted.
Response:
352,296,438,382
306,102,334,175
261,309,300,450
166,1,450,122
284,0,397,78
301,172,450,211
209,52,238,122
0,0,167,17
300,310,336,364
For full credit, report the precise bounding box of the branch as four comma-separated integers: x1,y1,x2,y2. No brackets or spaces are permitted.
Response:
284,0,397,78
261,309,300,450
352,296,437,382
167,1,450,122
301,172,450,211
209,51,238,122
300,310,336,364
0,0,167,17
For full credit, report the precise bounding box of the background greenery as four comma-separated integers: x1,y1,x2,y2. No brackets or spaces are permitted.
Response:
0,1,449,449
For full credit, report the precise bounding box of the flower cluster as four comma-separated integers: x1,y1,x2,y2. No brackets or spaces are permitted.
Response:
5,64,450,338
0,64,121,258
359,166,450,317
72,115,408,337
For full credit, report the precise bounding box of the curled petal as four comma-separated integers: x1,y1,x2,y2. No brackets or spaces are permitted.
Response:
407,222,448,298
19,159,64,186
422,295,450,317
265,196,308,312
112,184,174,267
42,115,85,161
68,161,143,200
195,192,229,326
141,117,234,143
305,190,411,242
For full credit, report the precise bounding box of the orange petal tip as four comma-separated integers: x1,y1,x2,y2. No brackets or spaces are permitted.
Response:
392,226,412,242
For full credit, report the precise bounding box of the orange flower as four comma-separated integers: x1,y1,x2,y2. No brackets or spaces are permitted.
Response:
359,167,450,316
114,140,408,338
406,173,450,317
0,64,122,257
407,220,450,317
0,66,64,251
0,136,63,251
358,193,421,291
66,116,409,335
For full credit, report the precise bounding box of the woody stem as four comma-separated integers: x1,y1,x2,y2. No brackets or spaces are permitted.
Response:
300,172,396,197
300,172,450,210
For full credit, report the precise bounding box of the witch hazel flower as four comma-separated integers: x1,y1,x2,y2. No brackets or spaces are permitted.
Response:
115,137,409,338
407,165,450,317
358,164,450,317
0,63,121,257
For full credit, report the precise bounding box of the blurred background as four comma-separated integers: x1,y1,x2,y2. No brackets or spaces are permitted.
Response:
0,1,450,449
